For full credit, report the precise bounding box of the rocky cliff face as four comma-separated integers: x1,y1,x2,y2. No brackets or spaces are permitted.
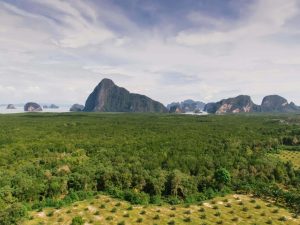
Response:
167,99,205,113
204,95,260,114
24,102,42,112
83,79,167,113
7,104,16,109
261,95,298,112
204,94,300,114
70,104,84,112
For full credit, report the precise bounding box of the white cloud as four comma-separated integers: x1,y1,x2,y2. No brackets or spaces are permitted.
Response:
0,0,300,106
176,0,298,46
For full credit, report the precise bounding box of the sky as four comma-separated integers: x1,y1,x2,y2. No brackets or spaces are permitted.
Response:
0,0,300,105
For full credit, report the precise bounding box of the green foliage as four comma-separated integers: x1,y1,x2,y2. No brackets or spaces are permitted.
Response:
0,113,299,223
214,168,231,185
71,216,84,225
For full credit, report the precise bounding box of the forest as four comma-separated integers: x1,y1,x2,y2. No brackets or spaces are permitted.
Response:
0,113,300,224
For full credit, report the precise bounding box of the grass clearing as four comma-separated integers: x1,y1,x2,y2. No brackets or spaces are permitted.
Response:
23,194,300,225
278,150,300,170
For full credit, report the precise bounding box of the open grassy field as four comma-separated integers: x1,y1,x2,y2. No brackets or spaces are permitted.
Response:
23,194,300,225
278,150,300,170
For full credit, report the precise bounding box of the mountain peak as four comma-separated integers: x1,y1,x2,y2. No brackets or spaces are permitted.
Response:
261,95,295,112
204,95,260,114
98,78,116,87
204,94,300,114
83,79,167,112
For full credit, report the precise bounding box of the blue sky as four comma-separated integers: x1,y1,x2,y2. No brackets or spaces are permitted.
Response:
0,0,300,105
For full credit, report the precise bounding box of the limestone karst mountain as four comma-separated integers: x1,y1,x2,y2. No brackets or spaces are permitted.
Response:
204,95,260,114
204,95,300,114
24,102,42,112
167,99,205,113
70,104,84,112
83,79,167,113
261,95,299,112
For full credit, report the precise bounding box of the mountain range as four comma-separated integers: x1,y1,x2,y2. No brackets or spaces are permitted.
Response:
81,79,300,114
204,95,300,114
7,79,298,114
167,100,205,113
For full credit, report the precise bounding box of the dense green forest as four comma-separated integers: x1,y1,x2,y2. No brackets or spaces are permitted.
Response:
0,113,300,224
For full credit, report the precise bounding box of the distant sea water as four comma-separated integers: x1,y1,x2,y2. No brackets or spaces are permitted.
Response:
0,105,71,114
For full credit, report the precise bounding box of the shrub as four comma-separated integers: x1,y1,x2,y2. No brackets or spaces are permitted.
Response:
232,217,239,222
242,207,249,212
200,214,206,219
184,204,190,208
225,203,232,208
184,210,191,215
136,218,143,223
153,214,160,220
213,205,219,210
106,216,113,221
117,221,125,225
166,196,181,205
168,220,175,225
111,207,117,213
214,211,221,217
47,211,54,217
58,217,64,222
255,205,261,209
124,190,150,205
272,209,279,213
150,195,162,204
183,217,191,222
278,216,287,221
71,216,84,225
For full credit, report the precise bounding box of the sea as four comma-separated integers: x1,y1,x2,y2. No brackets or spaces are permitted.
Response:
0,105,71,114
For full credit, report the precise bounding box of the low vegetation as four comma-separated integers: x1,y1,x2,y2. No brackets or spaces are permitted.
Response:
24,194,300,225
278,150,300,170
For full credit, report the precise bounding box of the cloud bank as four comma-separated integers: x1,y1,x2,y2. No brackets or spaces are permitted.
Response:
0,0,300,105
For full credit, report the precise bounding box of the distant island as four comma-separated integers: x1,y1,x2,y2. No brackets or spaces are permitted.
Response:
2,79,300,115
81,78,300,114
